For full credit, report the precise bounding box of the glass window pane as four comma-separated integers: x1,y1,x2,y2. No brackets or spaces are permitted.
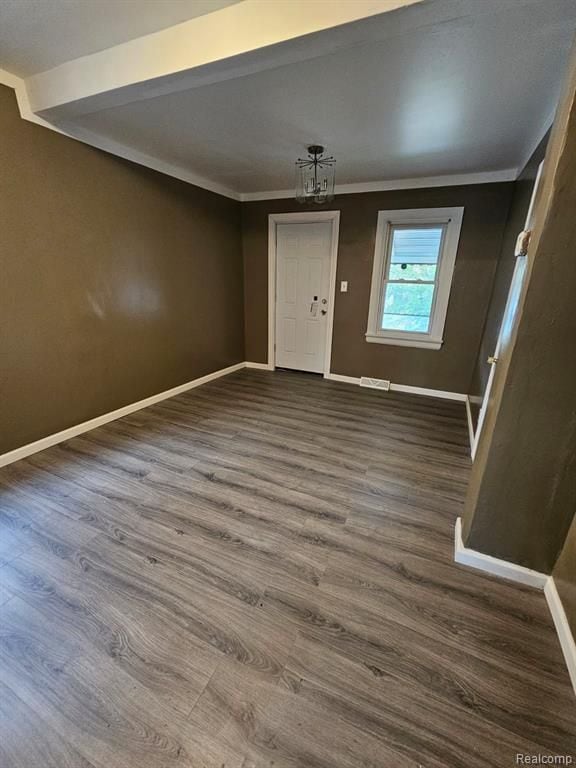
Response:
381,282,434,333
389,263,437,280
388,226,443,281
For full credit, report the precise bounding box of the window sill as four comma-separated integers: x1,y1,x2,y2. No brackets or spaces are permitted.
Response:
365,333,443,350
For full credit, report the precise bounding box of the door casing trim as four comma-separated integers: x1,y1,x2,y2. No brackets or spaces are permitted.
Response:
267,210,341,376
471,160,545,461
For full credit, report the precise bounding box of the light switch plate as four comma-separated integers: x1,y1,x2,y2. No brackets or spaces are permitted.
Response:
340,281,348,293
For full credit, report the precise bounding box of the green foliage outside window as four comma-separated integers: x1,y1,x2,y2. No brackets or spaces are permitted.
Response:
389,263,437,281
382,282,434,333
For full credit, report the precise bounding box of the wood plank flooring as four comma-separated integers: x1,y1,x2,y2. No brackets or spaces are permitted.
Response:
0,369,574,768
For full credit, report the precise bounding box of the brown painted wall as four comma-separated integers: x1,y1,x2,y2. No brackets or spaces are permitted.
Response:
468,135,549,411
553,514,576,637
243,184,512,393
0,84,244,454
462,46,576,573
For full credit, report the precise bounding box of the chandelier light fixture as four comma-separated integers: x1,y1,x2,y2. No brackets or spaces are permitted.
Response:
295,145,336,204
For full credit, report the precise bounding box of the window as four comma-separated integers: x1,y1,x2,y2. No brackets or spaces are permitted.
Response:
366,207,464,349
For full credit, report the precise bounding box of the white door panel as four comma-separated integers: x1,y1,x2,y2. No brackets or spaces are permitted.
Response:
283,258,298,303
275,222,332,373
283,318,296,352
305,321,320,356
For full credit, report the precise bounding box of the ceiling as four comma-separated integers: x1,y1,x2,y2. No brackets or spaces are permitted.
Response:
0,0,242,77
1,0,575,198
69,0,575,193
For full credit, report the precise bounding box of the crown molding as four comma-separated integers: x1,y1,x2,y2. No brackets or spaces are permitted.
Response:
0,68,20,88
1,68,64,131
239,169,518,202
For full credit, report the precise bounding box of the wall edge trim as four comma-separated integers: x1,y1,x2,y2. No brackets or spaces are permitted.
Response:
544,578,576,696
454,518,549,589
391,382,466,402
455,520,576,696
325,373,362,385
465,395,475,455
0,366,467,467
245,361,274,370
0,362,246,468
325,373,467,401
240,169,519,201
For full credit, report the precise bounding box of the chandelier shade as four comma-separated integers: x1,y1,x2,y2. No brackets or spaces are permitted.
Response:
295,145,336,205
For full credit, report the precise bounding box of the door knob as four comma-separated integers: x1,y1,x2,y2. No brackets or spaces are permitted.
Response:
321,309,327,315
487,356,498,365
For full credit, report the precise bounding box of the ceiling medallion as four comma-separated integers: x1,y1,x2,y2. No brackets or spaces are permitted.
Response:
295,145,336,204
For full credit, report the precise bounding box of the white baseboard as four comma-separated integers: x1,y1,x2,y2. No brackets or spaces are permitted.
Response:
455,519,576,696
245,361,274,370
0,361,245,468
0,366,469,468
390,382,466,402
454,518,549,589
465,396,475,455
324,373,361,385
324,372,466,402
545,578,576,695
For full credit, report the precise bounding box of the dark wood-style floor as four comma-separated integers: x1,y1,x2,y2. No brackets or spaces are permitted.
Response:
0,369,574,768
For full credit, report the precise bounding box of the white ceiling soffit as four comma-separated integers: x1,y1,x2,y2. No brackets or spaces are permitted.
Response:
26,0,422,119
2,0,575,199
0,0,243,78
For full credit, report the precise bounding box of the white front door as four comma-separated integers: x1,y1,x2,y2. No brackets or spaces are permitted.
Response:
275,221,332,373
472,161,544,458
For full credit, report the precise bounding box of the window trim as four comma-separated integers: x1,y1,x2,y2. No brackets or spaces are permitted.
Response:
366,207,464,350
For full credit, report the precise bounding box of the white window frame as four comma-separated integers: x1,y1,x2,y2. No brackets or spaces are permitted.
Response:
366,207,464,350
